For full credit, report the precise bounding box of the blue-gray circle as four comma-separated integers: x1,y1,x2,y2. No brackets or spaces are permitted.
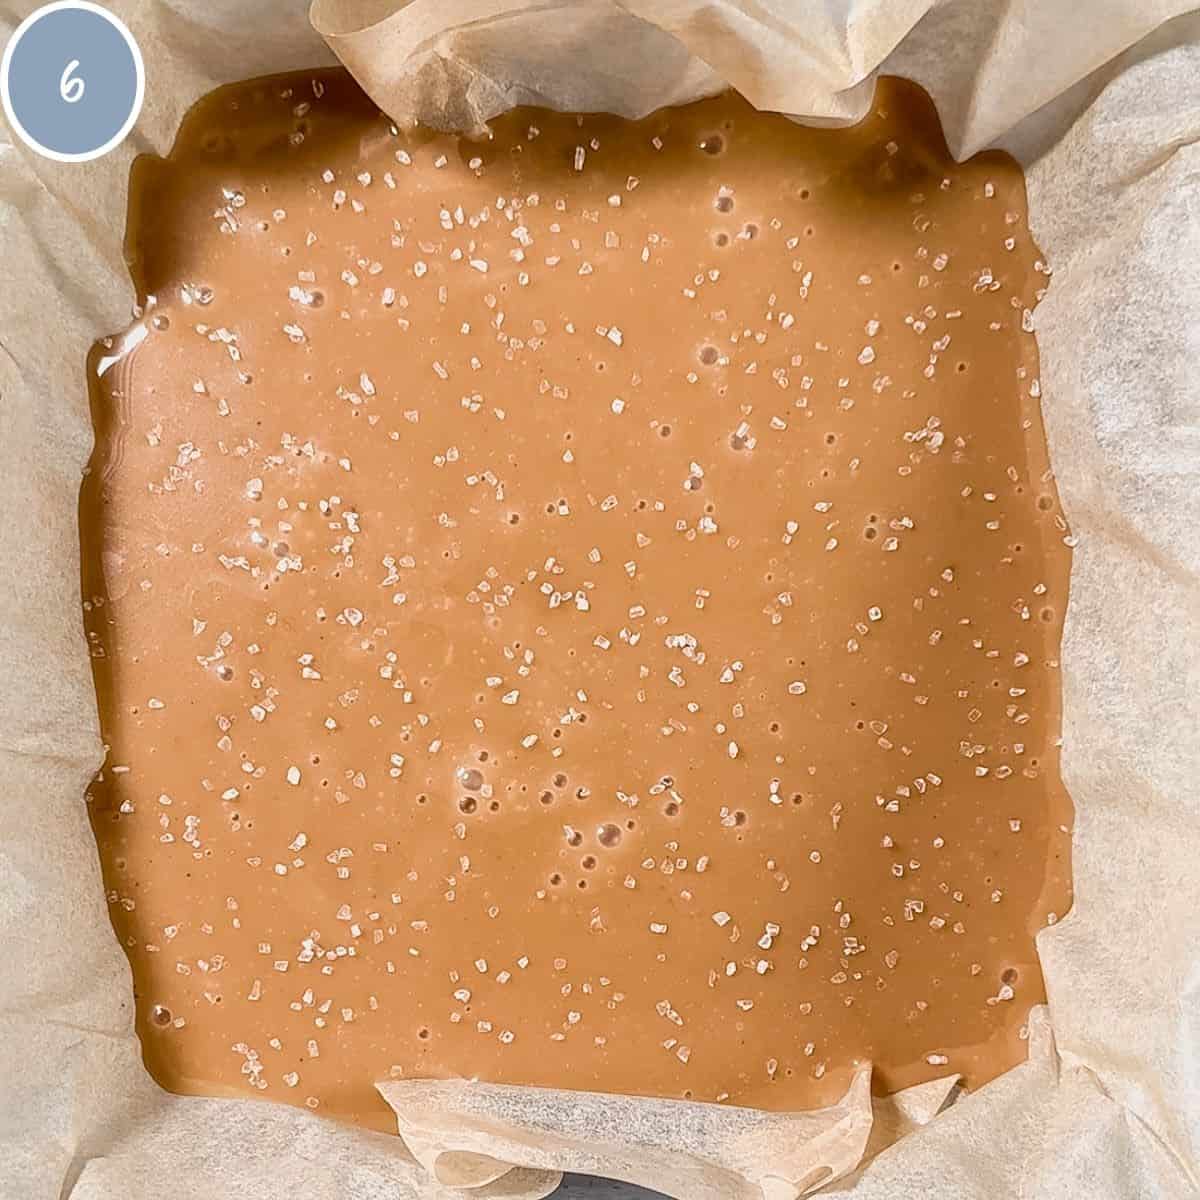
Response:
6,7,139,156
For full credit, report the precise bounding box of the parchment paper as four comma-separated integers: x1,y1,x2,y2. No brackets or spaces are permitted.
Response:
1,1,1197,1197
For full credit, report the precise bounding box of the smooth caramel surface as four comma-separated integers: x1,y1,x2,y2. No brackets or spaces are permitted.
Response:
83,70,1072,1131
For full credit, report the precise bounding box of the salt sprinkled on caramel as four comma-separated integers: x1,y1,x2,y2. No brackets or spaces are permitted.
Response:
82,71,1072,1132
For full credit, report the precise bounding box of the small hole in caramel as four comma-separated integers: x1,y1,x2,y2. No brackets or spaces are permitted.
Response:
597,823,622,848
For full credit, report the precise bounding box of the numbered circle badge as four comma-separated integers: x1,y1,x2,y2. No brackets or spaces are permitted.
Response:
2,1,144,162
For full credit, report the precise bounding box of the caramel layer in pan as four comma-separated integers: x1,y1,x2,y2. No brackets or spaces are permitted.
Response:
82,70,1072,1131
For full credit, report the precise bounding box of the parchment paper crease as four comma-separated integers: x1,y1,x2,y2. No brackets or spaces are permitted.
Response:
1,1,1197,1197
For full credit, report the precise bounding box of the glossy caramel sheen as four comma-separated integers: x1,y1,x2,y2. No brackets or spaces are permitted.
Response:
83,71,1072,1131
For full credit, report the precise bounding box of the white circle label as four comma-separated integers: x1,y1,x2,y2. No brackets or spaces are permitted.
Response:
2,2,144,163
